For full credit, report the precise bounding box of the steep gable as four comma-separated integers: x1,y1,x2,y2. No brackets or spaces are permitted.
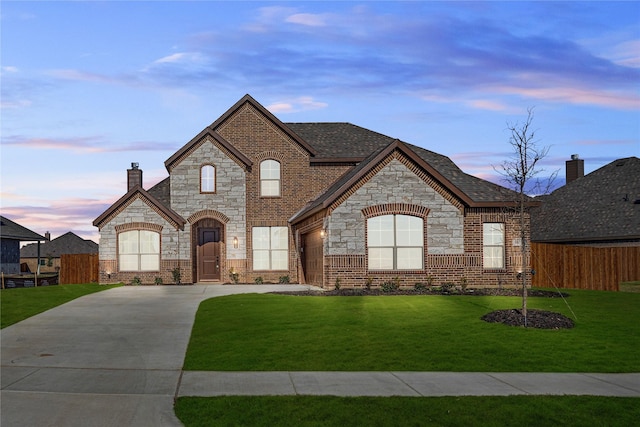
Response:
93,187,185,231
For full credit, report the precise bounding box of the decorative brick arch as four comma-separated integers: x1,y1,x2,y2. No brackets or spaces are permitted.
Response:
361,203,430,219
188,209,230,224
256,150,285,163
115,222,163,233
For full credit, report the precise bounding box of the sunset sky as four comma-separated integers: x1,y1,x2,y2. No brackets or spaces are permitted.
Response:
1,1,638,243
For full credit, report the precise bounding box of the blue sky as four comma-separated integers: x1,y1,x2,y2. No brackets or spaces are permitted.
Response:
1,1,638,243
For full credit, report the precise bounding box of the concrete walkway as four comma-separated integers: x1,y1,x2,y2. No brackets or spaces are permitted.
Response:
2,286,639,427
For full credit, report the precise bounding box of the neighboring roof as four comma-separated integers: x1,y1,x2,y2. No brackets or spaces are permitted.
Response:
290,139,526,223
93,186,186,230
0,215,45,241
21,232,98,258
531,157,640,243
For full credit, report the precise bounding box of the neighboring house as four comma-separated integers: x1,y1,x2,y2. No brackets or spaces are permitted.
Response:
0,215,45,274
21,231,99,273
531,156,640,246
94,94,533,288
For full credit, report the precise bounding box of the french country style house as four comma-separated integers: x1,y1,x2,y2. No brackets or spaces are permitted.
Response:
94,94,533,288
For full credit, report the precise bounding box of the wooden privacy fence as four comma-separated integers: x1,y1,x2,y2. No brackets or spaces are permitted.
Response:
60,253,99,284
531,243,640,291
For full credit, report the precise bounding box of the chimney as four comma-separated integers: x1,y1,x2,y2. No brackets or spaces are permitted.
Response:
45,231,51,241
127,162,143,191
565,154,584,184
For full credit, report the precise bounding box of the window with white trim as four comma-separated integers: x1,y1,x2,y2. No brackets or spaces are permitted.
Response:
252,226,288,270
367,214,423,270
260,160,280,197
201,164,215,193
483,223,505,269
118,230,160,271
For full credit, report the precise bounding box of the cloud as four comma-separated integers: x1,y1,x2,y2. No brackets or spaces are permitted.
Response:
1,198,112,243
573,138,638,146
266,96,328,113
1,135,177,153
285,13,329,27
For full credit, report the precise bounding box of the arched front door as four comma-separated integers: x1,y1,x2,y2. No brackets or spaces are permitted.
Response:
194,219,224,282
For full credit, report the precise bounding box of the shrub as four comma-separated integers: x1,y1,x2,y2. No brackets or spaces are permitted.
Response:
172,267,182,285
279,275,290,284
131,276,142,286
441,282,454,293
460,276,468,291
229,269,240,284
414,282,427,292
335,277,341,290
154,277,163,286
381,281,399,293
254,276,264,285
365,277,373,291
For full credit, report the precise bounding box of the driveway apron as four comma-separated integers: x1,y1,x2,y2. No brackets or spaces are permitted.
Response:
1,284,311,427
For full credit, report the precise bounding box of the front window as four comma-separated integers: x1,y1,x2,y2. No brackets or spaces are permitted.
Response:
252,226,288,270
260,160,280,197
118,230,160,271
201,164,215,193
483,223,505,269
367,214,423,270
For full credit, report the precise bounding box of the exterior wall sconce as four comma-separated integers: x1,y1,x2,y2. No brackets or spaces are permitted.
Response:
233,236,239,248
320,229,326,239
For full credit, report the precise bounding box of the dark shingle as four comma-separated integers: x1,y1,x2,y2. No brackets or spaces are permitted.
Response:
0,215,45,241
21,232,98,258
531,157,640,243
147,177,171,209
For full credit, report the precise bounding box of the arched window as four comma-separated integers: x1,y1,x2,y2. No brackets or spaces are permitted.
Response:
367,214,423,270
118,230,160,271
260,160,280,197
201,164,215,193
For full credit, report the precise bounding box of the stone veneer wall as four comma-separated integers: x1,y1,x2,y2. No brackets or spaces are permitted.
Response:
326,158,464,256
169,137,247,282
320,158,531,289
97,197,186,285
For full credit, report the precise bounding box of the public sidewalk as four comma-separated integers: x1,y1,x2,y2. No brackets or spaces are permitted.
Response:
178,371,640,397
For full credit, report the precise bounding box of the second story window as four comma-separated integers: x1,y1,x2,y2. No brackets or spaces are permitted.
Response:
260,160,280,197
201,164,215,193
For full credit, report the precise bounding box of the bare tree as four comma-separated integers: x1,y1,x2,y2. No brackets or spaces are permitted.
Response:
496,107,557,327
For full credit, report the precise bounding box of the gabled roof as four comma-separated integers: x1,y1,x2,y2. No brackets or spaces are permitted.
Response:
93,186,186,231
21,232,98,258
0,215,45,241
165,95,318,173
531,157,640,243
165,128,253,172
290,139,526,223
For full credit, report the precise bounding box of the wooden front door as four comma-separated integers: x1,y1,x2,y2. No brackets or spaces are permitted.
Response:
198,228,221,281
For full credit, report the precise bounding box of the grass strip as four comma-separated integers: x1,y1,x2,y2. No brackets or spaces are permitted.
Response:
1,283,122,328
175,395,640,427
184,290,640,372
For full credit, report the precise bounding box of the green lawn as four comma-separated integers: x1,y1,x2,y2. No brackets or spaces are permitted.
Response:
184,290,640,372
0,283,121,328
175,395,640,427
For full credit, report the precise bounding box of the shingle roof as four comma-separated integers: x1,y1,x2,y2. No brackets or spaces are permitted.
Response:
0,215,45,241
147,177,171,209
290,139,526,223
285,123,395,161
21,232,98,258
531,157,640,243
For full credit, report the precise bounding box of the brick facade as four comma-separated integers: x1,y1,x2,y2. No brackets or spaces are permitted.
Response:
95,95,532,287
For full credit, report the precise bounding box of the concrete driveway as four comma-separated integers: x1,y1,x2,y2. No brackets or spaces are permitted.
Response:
0,284,313,427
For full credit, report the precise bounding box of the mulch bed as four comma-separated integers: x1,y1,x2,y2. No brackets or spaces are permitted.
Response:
481,309,575,329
